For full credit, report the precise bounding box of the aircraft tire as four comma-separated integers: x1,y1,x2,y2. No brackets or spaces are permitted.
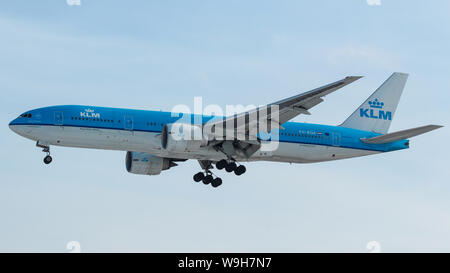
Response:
216,160,227,170
203,175,213,185
234,165,246,176
211,178,222,188
225,162,236,172
43,155,52,165
193,172,204,182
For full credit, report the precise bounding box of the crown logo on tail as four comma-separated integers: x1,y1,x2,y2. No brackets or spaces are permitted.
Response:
368,98,384,109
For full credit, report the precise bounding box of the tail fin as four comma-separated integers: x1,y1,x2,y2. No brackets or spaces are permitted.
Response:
340,72,409,133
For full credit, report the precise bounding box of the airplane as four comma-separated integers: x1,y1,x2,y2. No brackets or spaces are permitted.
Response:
8,72,442,188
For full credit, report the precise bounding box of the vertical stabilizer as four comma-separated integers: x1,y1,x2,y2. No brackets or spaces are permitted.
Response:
340,72,408,134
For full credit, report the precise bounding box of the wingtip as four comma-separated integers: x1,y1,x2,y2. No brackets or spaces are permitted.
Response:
393,72,409,76
345,76,364,81
422,124,444,133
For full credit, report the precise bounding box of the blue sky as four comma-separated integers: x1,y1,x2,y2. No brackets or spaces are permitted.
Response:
1,0,449,252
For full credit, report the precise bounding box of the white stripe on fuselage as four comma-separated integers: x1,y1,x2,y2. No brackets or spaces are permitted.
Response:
9,124,380,163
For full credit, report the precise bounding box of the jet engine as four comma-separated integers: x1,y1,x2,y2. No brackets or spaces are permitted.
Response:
125,152,177,175
161,123,209,153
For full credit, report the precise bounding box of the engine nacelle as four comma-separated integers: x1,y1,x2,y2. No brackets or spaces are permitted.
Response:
161,123,209,153
125,152,176,175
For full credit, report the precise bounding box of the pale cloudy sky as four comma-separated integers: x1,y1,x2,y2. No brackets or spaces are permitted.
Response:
1,0,449,252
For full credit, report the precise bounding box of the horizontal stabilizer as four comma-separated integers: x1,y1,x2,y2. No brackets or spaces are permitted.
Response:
361,125,443,144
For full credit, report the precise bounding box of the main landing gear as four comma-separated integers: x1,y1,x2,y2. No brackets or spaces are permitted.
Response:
37,141,52,165
193,159,247,188
215,159,246,176
193,172,223,188
193,160,223,188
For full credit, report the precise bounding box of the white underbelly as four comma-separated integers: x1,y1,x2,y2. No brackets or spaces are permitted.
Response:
249,141,380,163
16,125,379,163
24,125,225,160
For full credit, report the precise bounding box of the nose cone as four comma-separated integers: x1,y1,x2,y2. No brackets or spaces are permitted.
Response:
9,118,19,134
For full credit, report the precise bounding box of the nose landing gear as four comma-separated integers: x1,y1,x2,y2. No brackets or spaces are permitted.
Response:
43,155,53,164
36,141,52,165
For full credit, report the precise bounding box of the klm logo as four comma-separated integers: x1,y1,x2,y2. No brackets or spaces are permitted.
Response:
80,108,100,118
360,99,392,120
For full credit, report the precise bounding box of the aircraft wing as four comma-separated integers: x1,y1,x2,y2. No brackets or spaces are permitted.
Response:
205,76,362,139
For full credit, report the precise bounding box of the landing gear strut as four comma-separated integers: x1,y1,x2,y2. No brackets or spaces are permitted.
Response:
37,141,52,165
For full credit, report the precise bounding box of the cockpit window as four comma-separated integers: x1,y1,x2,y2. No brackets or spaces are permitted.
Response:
19,113,32,118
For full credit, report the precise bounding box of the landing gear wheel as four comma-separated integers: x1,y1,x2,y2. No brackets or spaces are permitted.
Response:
225,162,237,172
202,175,214,185
211,178,223,188
216,160,227,170
43,155,53,165
234,165,246,176
193,172,205,182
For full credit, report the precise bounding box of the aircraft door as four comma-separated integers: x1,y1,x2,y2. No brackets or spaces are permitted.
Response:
124,115,133,130
54,111,63,125
331,132,341,146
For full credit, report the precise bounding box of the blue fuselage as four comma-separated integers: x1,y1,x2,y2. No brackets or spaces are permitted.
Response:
9,105,409,163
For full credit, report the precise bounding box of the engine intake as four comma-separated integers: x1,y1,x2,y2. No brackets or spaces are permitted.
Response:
125,152,177,175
